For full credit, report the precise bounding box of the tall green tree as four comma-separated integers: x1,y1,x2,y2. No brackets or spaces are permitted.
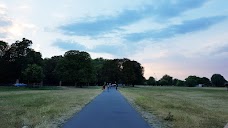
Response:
173,78,178,86
25,50,43,66
100,59,121,83
132,61,145,85
0,40,8,57
199,77,211,86
211,74,227,87
0,38,35,83
122,60,135,85
22,64,44,84
43,56,63,85
122,60,144,86
185,76,200,87
0,41,9,83
56,50,93,87
4,38,32,62
92,58,108,85
147,76,156,85
158,74,173,86
176,79,185,86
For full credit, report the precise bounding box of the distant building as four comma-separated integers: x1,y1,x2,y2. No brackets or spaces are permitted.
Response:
225,82,228,86
196,84,203,87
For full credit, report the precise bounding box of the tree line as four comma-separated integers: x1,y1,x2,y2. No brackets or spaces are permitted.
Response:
1,38,227,87
0,38,144,87
146,74,227,87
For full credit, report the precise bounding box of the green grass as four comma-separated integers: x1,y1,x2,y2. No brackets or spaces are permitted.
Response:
120,86,228,128
0,86,101,128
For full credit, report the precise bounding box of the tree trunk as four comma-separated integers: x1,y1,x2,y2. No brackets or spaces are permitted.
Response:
59,81,62,86
16,79,19,84
75,82,77,87
40,81,43,87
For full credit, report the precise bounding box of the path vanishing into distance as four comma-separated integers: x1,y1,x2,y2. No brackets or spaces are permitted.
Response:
63,87,152,128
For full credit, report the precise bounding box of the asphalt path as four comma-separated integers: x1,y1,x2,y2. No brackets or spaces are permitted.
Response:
63,87,152,128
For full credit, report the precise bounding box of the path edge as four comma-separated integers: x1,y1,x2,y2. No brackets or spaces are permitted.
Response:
118,89,172,128
117,90,154,128
59,90,104,127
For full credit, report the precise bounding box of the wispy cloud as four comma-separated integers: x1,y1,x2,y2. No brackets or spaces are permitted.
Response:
0,5,13,39
0,17,12,38
0,4,7,15
52,39,87,51
0,18,12,27
217,45,228,54
0,32,6,38
150,0,209,18
58,0,209,36
0,4,11,27
90,44,127,56
125,16,227,42
211,43,228,55
58,9,142,36
52,39,135,57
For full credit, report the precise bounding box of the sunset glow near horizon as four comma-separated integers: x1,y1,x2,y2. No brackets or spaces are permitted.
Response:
0,0,228,80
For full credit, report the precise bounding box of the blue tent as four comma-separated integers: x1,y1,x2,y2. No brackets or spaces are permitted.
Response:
14,83,27,87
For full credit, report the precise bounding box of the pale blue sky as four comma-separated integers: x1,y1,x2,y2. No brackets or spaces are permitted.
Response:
0,0,228,80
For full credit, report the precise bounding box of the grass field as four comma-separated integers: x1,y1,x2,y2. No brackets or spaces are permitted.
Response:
0,86,101,128
120,86,228,128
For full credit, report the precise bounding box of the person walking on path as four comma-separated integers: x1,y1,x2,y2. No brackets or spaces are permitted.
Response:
116,84,118,90
102,82,106,90
107,83,110,92
102,84,105,90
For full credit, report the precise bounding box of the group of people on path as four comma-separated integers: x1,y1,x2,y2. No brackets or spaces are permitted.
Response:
102,82,118,91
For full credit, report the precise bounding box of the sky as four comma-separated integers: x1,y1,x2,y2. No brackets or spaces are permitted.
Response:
0,0,228,80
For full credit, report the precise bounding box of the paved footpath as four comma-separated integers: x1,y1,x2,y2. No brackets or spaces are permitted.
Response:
63,87,152,128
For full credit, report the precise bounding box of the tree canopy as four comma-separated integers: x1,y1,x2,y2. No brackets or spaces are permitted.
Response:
0,38,227,88
147,76,156,85
158,74,173,86
211,74,227,87
55,50,93,87
0,38,43,83
185,76,200,87
22,64,44,84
